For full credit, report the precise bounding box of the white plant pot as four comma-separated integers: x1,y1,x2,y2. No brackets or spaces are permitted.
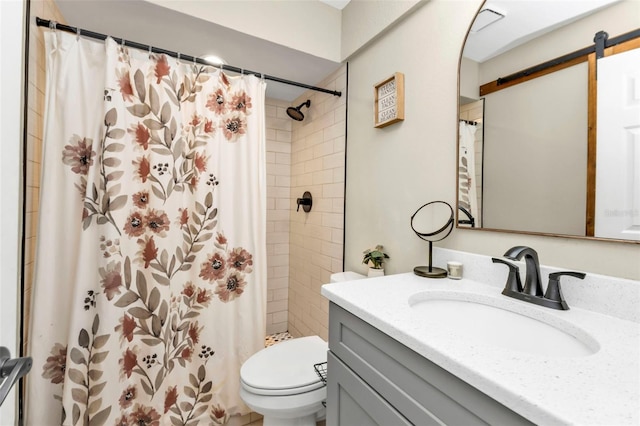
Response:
367,268,385,277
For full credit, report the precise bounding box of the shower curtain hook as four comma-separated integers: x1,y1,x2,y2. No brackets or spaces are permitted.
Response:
49,20,57,31
177,52,181,64
148,45,152,59
121,38,125,48
76,26,81,40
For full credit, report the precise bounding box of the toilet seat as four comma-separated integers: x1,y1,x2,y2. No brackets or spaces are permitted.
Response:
240,336,327,396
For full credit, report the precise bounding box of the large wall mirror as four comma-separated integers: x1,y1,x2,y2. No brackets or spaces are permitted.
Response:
457,0,640,243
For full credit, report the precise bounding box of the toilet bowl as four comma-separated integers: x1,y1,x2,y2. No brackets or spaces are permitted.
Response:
240,336,328,426
240,272,366,426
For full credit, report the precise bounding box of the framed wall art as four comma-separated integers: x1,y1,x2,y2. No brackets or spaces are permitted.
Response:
374,72,404,128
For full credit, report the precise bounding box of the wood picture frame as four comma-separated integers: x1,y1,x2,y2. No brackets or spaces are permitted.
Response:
374,72,405,128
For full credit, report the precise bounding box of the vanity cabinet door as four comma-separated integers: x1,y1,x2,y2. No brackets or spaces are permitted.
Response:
326,351,411,426
328,303,533,426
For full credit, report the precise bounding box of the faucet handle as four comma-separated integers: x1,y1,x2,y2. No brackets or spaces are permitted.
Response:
492,258,523,294
544,271,586,310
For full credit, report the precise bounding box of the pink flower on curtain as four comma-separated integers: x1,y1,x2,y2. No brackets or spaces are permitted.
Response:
215,271,247,302
120,347,138,379
182,281,196,297
229,247,253,272
196,288,212,306
231,91,252,114
164,386,178,414
221,115,246,141
116,69,134,101
206,89,227,115
188,321,202,344
128,404,160,426
129,123,150,150
119,385,137,409
216,232,227,245
199,252,227,281
145,209,170,236
41,343,67,384
194,152,208,173
124,211,145,237
136,235,158,269
190,114,201,127
154,55,171,84
99,260,123,301
177,208,189,226
204,118,215,134
211,404,226,421
116,314,136,343
133,156,151,183
132,191,150,209
180,347,193,361
62,135,95,175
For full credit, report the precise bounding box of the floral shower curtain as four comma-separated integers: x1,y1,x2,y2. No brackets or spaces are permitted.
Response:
27,31,266,425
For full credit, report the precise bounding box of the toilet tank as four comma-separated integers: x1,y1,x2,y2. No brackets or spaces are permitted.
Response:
330,271,366,283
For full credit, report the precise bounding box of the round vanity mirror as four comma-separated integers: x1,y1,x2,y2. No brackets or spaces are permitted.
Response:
411,201,454,278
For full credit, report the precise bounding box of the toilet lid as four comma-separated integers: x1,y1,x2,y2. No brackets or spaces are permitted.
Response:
241,336,327,393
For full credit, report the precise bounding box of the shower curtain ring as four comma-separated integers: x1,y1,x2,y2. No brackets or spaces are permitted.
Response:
49,20,57,31
177,52,181,64
148,46,152,59
76,26,80,40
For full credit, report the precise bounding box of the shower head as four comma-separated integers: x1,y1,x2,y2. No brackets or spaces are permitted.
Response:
286,100,311,121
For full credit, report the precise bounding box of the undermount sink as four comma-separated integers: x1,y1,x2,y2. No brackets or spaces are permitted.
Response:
408,292,599,358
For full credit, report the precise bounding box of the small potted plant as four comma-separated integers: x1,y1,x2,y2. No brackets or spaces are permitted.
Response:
362,245,390,277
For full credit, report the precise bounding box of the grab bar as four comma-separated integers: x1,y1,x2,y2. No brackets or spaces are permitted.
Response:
0,346,32,407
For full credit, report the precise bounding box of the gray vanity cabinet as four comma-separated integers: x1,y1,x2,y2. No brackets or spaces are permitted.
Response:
326,302,534,426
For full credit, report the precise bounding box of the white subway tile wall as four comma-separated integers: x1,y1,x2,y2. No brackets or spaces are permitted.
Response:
265,99,293,334
288,66,347,341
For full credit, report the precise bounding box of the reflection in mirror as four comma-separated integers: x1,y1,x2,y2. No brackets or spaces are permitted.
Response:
457,0,640,242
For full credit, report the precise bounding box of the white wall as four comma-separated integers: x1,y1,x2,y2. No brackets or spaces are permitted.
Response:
0,0,26,422
341,0,424,60
146,0,343,62
345,0,640,281
146,0,427,64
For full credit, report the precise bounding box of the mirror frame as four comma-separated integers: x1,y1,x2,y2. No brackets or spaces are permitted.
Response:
456,2,640,245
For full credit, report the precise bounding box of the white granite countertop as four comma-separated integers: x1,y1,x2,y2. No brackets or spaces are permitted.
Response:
321,273,640,425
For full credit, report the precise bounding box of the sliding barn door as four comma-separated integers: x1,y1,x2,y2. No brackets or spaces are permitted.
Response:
595,47,640,241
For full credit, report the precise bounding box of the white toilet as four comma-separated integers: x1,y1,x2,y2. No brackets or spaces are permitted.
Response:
240,272,366,426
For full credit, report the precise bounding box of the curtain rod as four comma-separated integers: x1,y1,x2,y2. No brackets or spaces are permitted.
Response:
35,17,342,98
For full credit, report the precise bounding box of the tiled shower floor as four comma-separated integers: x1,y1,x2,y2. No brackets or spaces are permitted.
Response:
264,331,293,347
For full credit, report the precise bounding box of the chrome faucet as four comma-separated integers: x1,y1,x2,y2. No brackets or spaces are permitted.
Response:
503,246,543,297
493,246,585,310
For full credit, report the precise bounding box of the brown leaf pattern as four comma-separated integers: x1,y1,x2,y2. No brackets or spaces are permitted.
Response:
44,41,261,425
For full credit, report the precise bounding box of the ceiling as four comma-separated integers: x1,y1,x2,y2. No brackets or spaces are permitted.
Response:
54,0,344,101
53,0,620,100
463,0,621,63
